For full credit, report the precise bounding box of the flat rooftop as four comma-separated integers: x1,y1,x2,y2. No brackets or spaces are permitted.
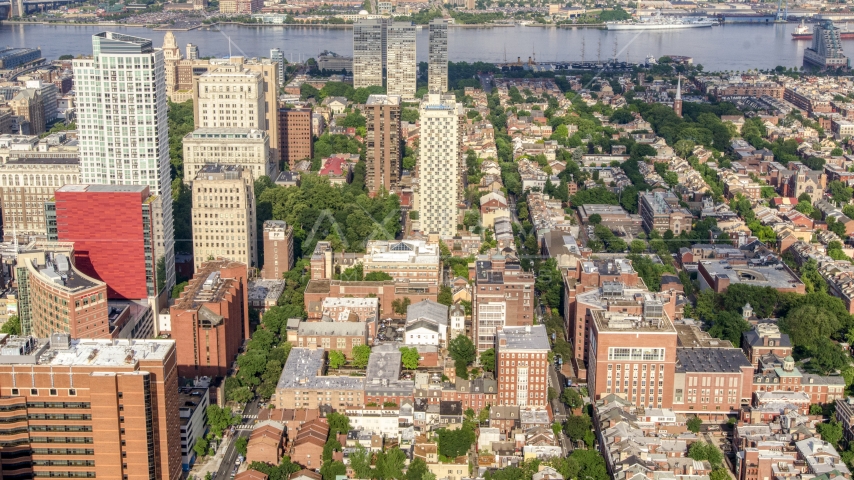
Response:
322,297,378,309
248,279,285,303
674,320,733,348
496,325,550,351
0,336,173,366
173,261,244,310
366,350,402,383
676,348,752,373
3,157,79,166
276,348,364,390
297,321,366,337
57,184,148,193
700,260,804,290
366,94,401,106
592,310,676,334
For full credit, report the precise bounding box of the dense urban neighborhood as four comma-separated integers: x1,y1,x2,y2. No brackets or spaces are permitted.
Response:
8,2,854,479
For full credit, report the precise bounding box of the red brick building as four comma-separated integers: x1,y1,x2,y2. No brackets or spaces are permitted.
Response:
587,295,679,409
0,336,182,480
246,423,284,466
290,419,328,468
51,184,158,300
170,261,249,377
495,325,550,408
279,107,313,169
742,322,793,367
304,279,437,318
673,348,754,420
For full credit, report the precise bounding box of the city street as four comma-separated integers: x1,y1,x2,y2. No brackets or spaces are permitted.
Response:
213,400,261,480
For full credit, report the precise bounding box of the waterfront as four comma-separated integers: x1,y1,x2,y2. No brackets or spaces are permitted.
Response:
0,21,848,71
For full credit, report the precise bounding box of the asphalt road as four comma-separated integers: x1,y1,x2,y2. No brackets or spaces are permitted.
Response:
214,400,260,480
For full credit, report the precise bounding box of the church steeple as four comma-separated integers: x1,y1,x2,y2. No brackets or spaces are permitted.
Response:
674,75,683,118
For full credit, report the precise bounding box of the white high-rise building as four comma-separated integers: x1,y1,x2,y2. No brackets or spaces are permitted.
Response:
73,32,176,293
386,22,416,99
353,18,384,88
428,19,448,93
270,48,285,86
419,93,464,237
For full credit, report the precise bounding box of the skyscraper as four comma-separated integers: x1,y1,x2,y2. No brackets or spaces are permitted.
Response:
190,57,280,164
428,19,449,93
270,47,285,86
386,22,416,99
73,32,176,295
365,94,402,196
419,93,464,237
353,18,384,88
191,164,257,272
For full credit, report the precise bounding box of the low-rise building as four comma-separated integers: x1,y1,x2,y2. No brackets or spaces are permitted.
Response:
275,348,364,409
639,191,693,235
698,260,805,294
291,321,367,358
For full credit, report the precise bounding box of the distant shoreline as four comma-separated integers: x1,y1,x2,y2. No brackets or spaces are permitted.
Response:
0,19,519,29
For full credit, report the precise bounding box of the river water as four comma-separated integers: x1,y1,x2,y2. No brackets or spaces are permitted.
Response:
0,21,846,71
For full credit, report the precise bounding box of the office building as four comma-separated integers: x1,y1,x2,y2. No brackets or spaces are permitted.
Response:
278,107,313,169
270,48,285,86
386,22,417,99
0,335,182,480
473,255,535,352
191,165,257,271
261,220,294,280
0,47,42,69
9,88,45,135
15,242,109,338
565,260,642,379
318,51,353,73
365,94,402,196
182,128,273,183
25,79,58,123
428,19,448,93
638,191,693,235
186,43,200,60
193,58,280,164
585,288,680,409
353,18,384,88
194,63,265,129
419,93,464,236
178,387,209,471
495,325,550,407
170,260,248,377
47,184,159,305
73,32,176,295
0,157,79,242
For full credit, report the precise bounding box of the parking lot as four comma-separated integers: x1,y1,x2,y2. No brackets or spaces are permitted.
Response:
375,318,405,344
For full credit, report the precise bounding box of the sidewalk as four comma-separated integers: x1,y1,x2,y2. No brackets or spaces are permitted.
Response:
187,434,233,480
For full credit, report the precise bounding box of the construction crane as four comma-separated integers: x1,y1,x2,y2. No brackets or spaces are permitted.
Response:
776,0,788,23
